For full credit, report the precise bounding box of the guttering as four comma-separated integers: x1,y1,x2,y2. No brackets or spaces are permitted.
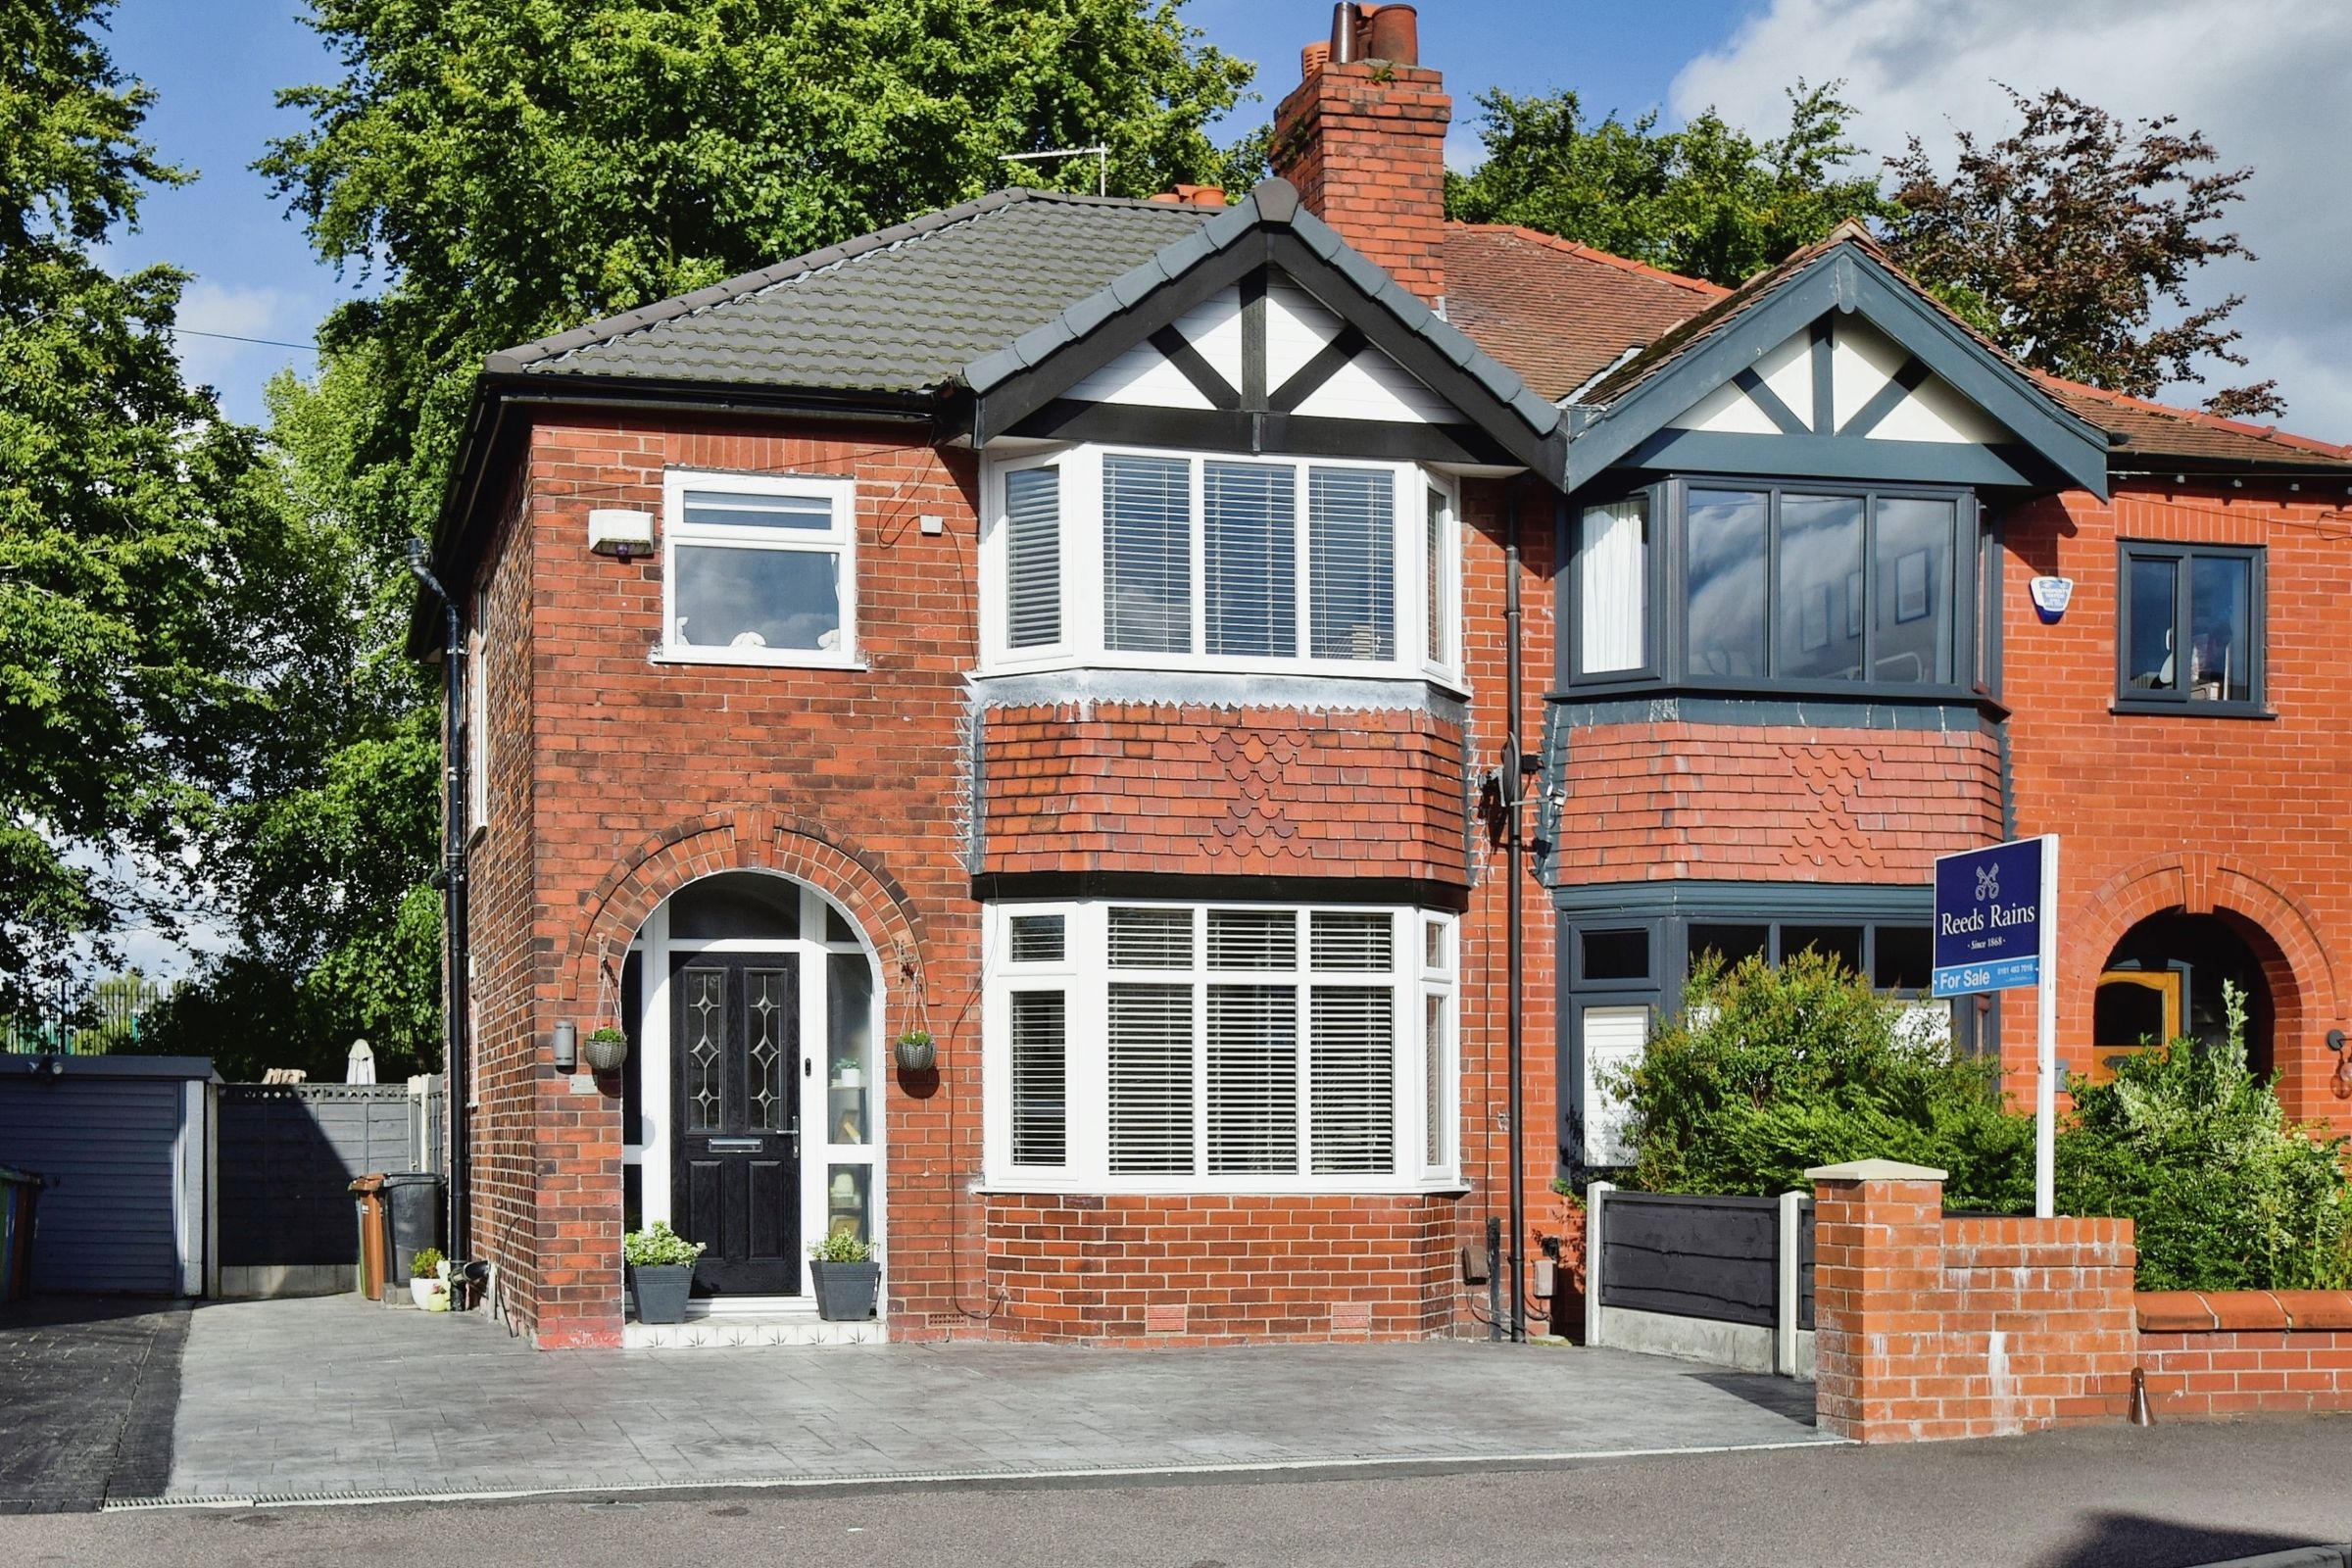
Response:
404,542,471,1267
1503,485,1527,1346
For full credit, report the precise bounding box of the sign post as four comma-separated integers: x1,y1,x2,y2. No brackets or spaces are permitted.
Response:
1933,835,2061,1218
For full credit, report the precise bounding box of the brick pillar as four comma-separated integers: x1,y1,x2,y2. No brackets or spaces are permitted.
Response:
1809,1158,1952,1443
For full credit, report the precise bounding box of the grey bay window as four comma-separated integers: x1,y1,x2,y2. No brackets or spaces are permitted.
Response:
1568,478,1978,696
986,446,1457,681
2117,542,2264,712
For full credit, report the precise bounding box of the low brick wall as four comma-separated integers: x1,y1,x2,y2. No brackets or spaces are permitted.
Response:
2138,1290,2352,1419
912,1193,1458,1346
1810,1162,2137,1443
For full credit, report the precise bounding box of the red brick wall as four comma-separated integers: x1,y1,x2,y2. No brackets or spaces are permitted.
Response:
1811,1168,2137,1442
1272,59,1450,304
1550,721,2003,883
2000,480,2352,1130
962,1194,1455,1344
2138,1292,2352,1418
981,703,1465,879
455,411,1529,1347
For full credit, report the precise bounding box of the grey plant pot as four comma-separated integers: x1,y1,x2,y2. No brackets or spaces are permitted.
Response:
808,1259,881,1322
628,1262,695,1324
582,1033,630,1072
894,1036,935,1073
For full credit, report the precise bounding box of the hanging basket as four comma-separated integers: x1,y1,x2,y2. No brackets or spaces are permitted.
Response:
582,1029,630,1072
893,1032,935,1073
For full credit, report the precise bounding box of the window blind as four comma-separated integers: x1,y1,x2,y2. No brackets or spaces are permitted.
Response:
1103,455,1192,654
1008,912,1065,964
1310,910,1393,971
1206,907,1297,970
1107,983,1196,1173
1425,487,1448,665
1204,462,1296,659
1009,990,1067,1166
1004,466,1061,649
1423,993,1448,1167
1108,906,1194,968
1206,985,1298,1173
1580,497,1647,674
1309,986,1394,1173
1308,467,1395,661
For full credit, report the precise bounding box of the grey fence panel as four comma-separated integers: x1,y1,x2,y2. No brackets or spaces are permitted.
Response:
0,1078,184,1293
1798,1200,1816,1331
217,1085,442,1268
1600,1192,1780,1328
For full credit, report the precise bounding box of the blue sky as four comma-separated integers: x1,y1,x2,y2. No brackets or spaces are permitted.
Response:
103,0,1756,425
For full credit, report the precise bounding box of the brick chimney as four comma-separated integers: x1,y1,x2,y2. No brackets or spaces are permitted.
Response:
1270,4,1449,305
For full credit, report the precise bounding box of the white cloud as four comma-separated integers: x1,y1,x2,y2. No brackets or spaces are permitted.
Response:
1672,0,2352,441
172,278,318,420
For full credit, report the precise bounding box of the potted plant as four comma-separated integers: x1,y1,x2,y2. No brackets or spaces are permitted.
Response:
409,1247,451,1312
583,1025,630,1072
623,1221,705,1325
808,1231,880,1321
893,1028,935,1073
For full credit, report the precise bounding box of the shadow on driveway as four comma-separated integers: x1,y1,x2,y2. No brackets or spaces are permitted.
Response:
0,1296,186,1513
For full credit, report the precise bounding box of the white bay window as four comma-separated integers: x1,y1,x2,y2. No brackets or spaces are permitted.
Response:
984,902,1459,1192
984,446,1458,681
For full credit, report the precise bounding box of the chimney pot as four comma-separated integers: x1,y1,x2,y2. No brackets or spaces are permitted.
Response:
1300,39,1329,76
1362,4,1419,66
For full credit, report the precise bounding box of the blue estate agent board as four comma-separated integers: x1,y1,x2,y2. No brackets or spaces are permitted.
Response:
1932,837,2050,997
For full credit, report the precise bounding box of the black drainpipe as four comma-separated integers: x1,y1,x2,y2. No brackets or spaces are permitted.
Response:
407,541,470,1264
1503,486,1527,1345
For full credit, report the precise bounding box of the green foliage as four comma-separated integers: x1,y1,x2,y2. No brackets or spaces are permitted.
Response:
408,1246,444,1280
1616,949,2032,1212
1445,80,1894,288
2056,985,2352,1291
587,1025,626,1046
0,0,291,1006
623,1220,706,1268
1883,86,2278,416
809,1229,876,1264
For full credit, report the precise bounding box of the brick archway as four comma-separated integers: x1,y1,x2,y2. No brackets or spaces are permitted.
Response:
2065,852,2342,1114
563,808,929,1030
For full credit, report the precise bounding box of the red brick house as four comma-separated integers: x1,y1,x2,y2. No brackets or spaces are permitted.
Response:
415,10,2352,1349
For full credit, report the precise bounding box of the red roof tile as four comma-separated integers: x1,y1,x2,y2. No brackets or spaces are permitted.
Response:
1440,224,1726,404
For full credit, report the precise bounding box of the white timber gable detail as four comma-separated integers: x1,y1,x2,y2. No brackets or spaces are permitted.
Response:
1666,316,2008,446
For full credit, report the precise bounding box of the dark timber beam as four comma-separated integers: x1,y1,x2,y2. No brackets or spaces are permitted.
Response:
1838,357,1935,438
1731,368,1809,435
1148,324,1242,411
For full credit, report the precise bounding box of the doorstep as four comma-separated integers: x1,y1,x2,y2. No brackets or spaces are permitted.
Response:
624,1299,887,1349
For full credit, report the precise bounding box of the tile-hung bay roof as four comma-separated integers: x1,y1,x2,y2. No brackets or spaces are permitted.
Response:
487,188,1218,393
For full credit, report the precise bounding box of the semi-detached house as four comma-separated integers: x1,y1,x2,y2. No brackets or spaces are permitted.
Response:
414,8,2352,1349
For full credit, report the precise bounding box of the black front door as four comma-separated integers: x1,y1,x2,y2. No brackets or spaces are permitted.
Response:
671,953,802,1295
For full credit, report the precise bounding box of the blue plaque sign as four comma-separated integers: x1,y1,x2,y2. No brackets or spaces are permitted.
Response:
1932,838,2049,997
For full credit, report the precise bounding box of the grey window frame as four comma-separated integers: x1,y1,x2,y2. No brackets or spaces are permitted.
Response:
2112,540,2268,716
1562,474,1983,701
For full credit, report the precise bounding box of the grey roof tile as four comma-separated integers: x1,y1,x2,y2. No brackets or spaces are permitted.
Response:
499,189,1215,393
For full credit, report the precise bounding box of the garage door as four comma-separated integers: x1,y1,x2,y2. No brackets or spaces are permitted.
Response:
0,1067,208,1295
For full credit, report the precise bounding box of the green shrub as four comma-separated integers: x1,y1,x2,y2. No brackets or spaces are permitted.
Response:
2056,984,2352,1291
1615,949,2032,1212
622,1220,705,1268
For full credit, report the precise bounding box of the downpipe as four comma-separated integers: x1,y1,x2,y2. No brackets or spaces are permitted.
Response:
406,541,471,1272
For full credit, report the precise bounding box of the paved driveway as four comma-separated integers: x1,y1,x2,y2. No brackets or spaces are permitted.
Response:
0,1297,186,1512
158,1297,1830,1504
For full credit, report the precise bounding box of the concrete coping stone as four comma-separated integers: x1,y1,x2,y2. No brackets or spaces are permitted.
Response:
1803,1159,1949,1183
2138,1289,2352,1334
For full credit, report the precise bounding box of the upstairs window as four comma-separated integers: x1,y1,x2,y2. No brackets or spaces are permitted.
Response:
662,471,858,667
2117,542,2264,712
1569,479,1975,695
987,447,1456,681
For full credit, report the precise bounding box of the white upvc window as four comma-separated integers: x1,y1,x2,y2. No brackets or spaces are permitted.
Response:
981,446,1460,684
658,469,858,667
982,901,1460,1194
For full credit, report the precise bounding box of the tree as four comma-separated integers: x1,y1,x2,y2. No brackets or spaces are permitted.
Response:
0,0,283,1009
1883,86,2278,417
1445,80,1893,288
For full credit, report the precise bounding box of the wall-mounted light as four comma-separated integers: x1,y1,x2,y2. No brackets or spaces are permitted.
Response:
553,1020,578,1072
588,508,656,562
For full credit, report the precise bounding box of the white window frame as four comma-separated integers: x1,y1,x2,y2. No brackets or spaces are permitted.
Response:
656,468,860,669
980,445,1460,687
981,900,1461,1194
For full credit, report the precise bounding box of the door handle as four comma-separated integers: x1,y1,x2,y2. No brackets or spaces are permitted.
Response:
790,1119,800,1159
